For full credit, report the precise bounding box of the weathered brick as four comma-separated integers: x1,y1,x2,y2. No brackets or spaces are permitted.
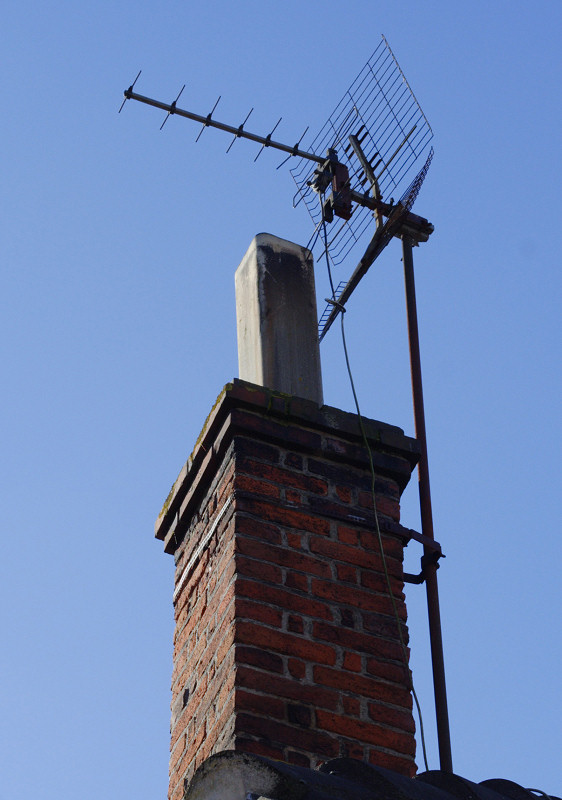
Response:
235,497,331,536
287,703,312,728
368,701,416,733
236,536,331,578
313,621,407,663
236,578,333,621
342,651,362,672
285,489,301,505
234,644,284,674
161,381,418,794
237,665,339,711
235,473,281,500
284,453,303,470
366,656,410,686
342,695,361,716
368,749,416,778
236,554,282,584
234,713,339,758
288,614,304,634
335,485,353,503
287,658,306,680
236,689,285,720
233,737,285,761
234,436,280,464
311,579,407,619
236,621,337,666
309,534,402,575
313,665,413,710
284,571,309,592
315,710,416,756
337,563,358,584
235,514,283,545
236,597,283,628
237,457,328,495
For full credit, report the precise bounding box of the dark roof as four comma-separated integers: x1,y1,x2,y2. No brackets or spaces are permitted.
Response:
184,752,559,800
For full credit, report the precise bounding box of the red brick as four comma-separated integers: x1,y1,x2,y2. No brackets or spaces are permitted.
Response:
230,409,322,452
287,703,312,727
311,579,407,619
337,564,358,584
234,436,280,464
362,611,408,643
368,701,416,733
360,531,404,560
284,453,303,470
235,497,331,536
342,651,362,672
339,739,365,760
366,656,410,686
360,569,404,597
314,620,405,666
338,525,360,545
368,748,416,777
236,597,283,628
234,644,284,674
286,489,302,505
287,532,302,549
236,689,285,720
236,536,331,577
335,485,353,503
313,665,413,709
237,458,328,495
234,713,339,758
236,473,281,500
357,491,399,519
236,578,333,621
236,621,337,666
235,515,282,545
236,554,282,584
309,535,402,574
287,614,303,634
234,737,285,761
315,710,416,756
287,658,306,680
284,571,308,592
342,695,360,716
237,665,340,711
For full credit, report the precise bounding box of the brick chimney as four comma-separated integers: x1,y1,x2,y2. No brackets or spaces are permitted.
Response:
155,236,421,800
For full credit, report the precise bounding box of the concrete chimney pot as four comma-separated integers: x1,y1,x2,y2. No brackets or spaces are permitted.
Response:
235,233,324,406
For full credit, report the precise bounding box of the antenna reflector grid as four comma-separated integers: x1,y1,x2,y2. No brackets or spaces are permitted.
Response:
291,36,433,268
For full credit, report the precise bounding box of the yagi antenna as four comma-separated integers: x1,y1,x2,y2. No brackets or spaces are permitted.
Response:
120,35,452,775
120,37,434,340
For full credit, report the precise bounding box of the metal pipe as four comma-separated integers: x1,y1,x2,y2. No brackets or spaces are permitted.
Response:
402,233,453,773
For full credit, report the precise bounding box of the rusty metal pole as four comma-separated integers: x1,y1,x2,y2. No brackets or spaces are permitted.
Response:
402,233,453,773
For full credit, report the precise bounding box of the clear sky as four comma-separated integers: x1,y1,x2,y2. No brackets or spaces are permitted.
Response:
2,1,561,797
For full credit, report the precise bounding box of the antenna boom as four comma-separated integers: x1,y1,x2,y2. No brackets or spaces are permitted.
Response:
123,89,325,165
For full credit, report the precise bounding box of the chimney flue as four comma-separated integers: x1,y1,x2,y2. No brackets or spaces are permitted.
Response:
235,233,323,406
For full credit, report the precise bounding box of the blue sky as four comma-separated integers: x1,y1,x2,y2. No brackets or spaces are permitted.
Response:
2,2,561,797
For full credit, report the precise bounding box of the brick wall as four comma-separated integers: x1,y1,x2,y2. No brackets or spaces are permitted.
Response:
156,380,421,800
